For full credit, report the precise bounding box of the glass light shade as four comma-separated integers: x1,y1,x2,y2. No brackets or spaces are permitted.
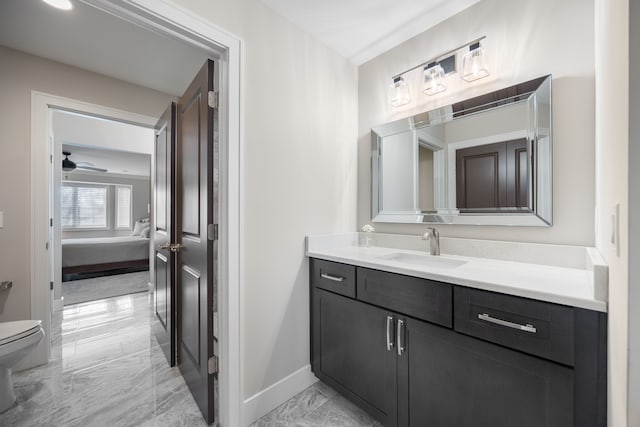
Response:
461,45,489,82
422,64,446,96
388,77,411,107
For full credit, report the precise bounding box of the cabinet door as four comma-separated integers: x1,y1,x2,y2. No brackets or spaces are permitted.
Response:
312,289,397,426
398,316,573,427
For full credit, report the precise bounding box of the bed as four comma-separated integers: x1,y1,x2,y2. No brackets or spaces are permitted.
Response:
62,235,150,277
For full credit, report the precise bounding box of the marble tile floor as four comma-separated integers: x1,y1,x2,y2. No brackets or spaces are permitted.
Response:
1,292,207,427
62,271,150,306
249,382,383,427
1,290,381,427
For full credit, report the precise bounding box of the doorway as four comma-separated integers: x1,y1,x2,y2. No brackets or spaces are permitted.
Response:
52,110,154,305
27,2,243,425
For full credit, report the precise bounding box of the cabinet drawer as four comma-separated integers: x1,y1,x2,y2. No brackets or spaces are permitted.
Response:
454,286,574,366
311,259,356,298
357,268,452,327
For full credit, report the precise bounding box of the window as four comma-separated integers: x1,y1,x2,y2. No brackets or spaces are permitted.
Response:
115,185,132,229
61,183,108,229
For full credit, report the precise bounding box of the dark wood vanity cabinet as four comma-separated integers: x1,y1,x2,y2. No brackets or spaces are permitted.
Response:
309,258,607,427
398,316,573,427
312,288,398,426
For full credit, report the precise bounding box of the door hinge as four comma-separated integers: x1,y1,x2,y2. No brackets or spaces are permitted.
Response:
45,241,49,250
50,281,53,290
208,355,218,375
208,224,218,241
50,218,53,227
208,91,219,109
50,154,53,164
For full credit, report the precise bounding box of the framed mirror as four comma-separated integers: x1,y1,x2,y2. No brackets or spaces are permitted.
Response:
371,75,552,226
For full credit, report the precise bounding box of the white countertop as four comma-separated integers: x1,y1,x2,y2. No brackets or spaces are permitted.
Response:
306,233,608,313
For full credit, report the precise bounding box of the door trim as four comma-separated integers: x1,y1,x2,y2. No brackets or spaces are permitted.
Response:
30,2,244,426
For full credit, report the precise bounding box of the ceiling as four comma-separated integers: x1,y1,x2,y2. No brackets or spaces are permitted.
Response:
0,0,482,98
0,0,209,96
259,0,482,64
62,143,151,177
54,110,153,177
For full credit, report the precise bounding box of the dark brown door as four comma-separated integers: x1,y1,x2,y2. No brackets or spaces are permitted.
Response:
153,103,177,366
177,59,218,425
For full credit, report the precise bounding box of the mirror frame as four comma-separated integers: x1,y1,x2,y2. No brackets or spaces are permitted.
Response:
371,75,552,226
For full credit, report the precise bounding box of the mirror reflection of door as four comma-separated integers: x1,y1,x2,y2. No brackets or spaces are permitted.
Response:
455,138,529,212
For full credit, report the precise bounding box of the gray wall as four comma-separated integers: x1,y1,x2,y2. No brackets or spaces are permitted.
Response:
0,45,174,323
61,172,150,239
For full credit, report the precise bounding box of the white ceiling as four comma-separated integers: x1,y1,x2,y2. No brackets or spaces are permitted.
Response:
0,0,209,96
259,0,482,64
54,110,153,177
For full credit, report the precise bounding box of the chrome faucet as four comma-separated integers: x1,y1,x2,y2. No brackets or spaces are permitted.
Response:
422,227,440,256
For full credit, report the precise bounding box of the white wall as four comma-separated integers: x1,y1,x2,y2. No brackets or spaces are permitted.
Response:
0,45,174,323
594,0,629,426
169,0,358,413
358,0,595,246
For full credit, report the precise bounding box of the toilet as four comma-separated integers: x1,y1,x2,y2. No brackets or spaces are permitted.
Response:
0,320,45,413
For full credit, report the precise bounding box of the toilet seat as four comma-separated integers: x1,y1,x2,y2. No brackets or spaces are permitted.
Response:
0,320,42,346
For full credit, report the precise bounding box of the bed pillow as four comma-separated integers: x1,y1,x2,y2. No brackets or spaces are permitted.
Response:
140,226,150,238
131,221,147,236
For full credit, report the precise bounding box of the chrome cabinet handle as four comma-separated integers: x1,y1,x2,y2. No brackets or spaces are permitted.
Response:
478,313,537,333
386,316,394,351
397,319,405,356
320,273,344,282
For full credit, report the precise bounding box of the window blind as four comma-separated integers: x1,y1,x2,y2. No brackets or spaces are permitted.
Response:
61,183,108,228
116,186,132,229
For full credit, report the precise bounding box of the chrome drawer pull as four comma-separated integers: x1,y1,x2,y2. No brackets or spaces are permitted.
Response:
397,319,405,356
320,273,344,282
478,313,537,333
386,316,394,351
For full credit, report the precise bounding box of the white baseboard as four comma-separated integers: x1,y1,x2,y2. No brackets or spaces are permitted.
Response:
242,364,317,426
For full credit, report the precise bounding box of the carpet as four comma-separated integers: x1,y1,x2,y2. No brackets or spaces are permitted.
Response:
62,271,150,305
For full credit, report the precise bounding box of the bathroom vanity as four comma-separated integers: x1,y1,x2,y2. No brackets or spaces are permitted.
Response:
307,234,607,427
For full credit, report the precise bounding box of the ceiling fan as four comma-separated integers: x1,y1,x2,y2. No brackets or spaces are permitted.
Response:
62,151,108,173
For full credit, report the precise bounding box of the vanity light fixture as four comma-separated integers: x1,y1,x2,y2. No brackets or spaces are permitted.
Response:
422,62,447,96
461,41,489,82
41,0,73,10
388,36,488,107
388,76,411,107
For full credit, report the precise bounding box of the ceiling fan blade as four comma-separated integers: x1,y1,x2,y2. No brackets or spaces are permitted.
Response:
76,165,108,173
74,161,107,173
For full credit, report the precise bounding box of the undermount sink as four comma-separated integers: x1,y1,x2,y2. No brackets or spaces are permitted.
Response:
377,252,467,269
